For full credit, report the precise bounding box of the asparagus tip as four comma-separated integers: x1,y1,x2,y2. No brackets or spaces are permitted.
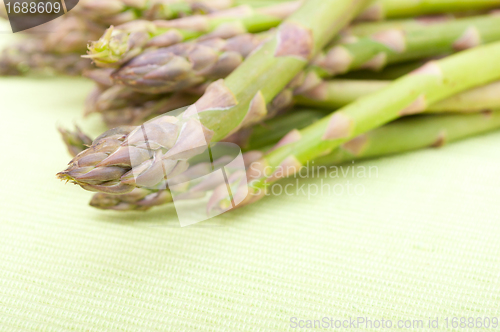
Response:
56,172,73,183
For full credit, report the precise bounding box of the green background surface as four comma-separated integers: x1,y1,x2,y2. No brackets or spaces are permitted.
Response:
1,24,500,332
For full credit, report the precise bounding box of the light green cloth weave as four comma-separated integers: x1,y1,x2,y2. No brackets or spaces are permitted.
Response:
0,30,499,332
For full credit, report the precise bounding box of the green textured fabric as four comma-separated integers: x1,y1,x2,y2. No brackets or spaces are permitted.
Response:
1,30,500,332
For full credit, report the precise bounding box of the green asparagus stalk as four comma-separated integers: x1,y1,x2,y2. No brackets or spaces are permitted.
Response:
58,0,373,194
295,79,500,113
86,1,302,68
111,32,270,94
0,16,102,76
227,41,500,209
90,110,500,211
358,0,500,21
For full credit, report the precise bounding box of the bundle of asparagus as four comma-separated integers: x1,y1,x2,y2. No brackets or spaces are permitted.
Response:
3,0,499,217
0,1,6,20
50,0,500,218
72,0,239,26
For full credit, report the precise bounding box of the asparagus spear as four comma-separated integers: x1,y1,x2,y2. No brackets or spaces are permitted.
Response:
75,0,288,26
58,127,173,211
43,16,105,54
111,32,270,94
112,17,435,94
74,0,237,26
231,41,500,209
359,0,500,21
82,69,116,88
58,0,373,194
346,15,454,37
86,1,302,68
89,148,244,211
90,188,174,211
295,79,500,113
116,11,456,94
87,110,325,211
113,78,500,142
90,110,500,211
0,16,102,76
225,78,500,153
337,60,429,80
